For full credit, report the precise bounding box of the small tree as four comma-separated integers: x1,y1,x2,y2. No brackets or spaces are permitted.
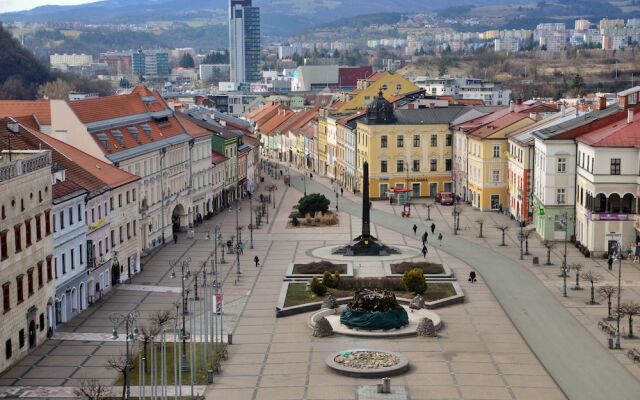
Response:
297,193,330,216
322,271,338,288
571,263,584,290
403,267,426,294
581,270,601,304
496,225,509,246
139,323,159,370
310,276,327,296
619,301,640,338
475,218,485,238
543,240,554,265
598,285,617,320
107,355,133,400
73,379,112,400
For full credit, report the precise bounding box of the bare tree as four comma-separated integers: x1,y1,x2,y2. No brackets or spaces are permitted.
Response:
495,225,509,246
107,355,133,400
571,263,584,290
581,270,601,305
543,240,554,265
150,309,174,329
598,285,617,320
475,219,485,238
139,323,159,370
619,301,640,338
73,379,112,400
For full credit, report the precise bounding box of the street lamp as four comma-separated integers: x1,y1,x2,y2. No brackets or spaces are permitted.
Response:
560,211,572,296
301,174,307,196
170,258,191,372
109,310,140,399
452,204,460,236
335,192,339,211
614,242,627,349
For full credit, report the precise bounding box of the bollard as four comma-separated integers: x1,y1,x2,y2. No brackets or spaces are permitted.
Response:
207,369,214,383
376,383,383,393
532,256,539,265
227,333,233,345
382,377,391,393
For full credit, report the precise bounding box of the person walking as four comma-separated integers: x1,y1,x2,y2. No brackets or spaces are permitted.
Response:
238,241,244,255
430,223,436,234
422,231,428,245
173,233,178,244
254,255,260,268
607,256,613,271
412,224,418,235
438,232,443,246
468,271,477,283
340,187,344,197
422,245,428,258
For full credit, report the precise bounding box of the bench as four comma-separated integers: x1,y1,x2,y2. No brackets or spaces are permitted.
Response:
598,320,617,336
626,348,640,363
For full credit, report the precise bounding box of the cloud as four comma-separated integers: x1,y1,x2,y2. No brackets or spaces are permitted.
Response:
0,0,96,13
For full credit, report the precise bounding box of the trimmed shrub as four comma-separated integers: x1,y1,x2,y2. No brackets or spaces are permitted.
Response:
292,216,300,226
333,271,341,287
322,271,333,288
403,267,427,294
310,276,327,296
297,193,330,216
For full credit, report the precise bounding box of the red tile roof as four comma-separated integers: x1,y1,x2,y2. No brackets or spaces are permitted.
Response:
258,109,296,135
90,116,184,154
275,109,317,135
69,93,149,123
0,100,51,125
336,111,366,126
211,151,229,165
175,113,211,139
52,179,85,201
577,111,640,148
468,113,532,139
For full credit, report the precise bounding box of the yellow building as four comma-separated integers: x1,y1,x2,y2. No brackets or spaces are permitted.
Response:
466,113,535,211
338,72,419,114
356,93,471,199
317,109,328,176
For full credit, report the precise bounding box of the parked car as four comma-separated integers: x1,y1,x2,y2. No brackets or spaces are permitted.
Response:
436,192,454,205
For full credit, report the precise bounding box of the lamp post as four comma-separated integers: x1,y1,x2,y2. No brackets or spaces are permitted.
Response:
335,192,339,211
518,219,524,260
302,174,307,196
170,258,191,372
452,204,460,236
109,310,140,399
248,183,254,249
615,242,625,349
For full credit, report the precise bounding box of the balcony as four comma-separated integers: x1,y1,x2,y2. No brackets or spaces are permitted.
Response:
0,150,51,182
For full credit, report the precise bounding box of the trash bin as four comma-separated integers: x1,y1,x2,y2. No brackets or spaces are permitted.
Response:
261,177,264,182
608,338,614,349
532,256,539,265
227,333,233,345
207,369,214,383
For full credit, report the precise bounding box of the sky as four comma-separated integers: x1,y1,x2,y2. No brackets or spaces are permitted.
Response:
0,0,95,13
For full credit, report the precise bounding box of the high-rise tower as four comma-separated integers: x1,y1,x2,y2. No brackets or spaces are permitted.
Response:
229,0,260,84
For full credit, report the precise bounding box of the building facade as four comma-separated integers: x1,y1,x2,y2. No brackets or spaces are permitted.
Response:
229,0,261,83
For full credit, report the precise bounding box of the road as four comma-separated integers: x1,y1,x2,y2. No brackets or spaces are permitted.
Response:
287,167,640,400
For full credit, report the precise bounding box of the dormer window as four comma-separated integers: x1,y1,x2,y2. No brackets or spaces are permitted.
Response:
111,130,124,145
127,126,140,143
96,133,109,149
141,124,152,138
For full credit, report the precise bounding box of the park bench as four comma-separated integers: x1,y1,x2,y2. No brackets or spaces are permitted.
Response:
598,320,617,336
627,348,640,363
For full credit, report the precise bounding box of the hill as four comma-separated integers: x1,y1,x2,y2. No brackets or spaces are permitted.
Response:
0,23,52,99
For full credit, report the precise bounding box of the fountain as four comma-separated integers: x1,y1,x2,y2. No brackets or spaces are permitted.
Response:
340,289,409,330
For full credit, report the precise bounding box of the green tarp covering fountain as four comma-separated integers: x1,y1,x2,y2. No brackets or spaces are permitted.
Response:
340,289,408,330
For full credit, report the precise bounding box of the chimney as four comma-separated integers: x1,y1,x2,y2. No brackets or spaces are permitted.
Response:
509,100,515,112
561,103,566,116
516,98,523,105
628,108,634,124
529,112,537,121
598,96,606,110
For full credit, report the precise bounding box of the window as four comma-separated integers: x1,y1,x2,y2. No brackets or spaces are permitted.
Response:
396,160,404,172
14,225,21,253
493,145,501,158
445,159,452,171
492,170,500,182
118,194,122,207
61,254,66,274
126,191,130,204
430,135,437,147
59,210,64,230
70,249,75,270
16,275,23,303
127,223,131,239
46,257,53,282
110,197,114,211
611,158,621,175
27,269,34,296
5,339,11,360
380,184,389,197
69,207,73,225
19,330,24,349
396,135,404,148
78,204,82,221
554,214,566,232
1,205,4,219
0,231,7,260
25,220,31,247
446,134,452,146
133,221,137,236
556,188,566,204
37,262,43,288
119,227,123,243
79,244,83,265
98,205,101,219
413,135,420,147
91,208,95,223
39,313,44,331
557,157,566,173
413,160,420,172
2,283,9,313
45,210,51,235
98,242,103,257
35,215,41,241
132,189,136,201
430,160,437,171
111,230,116,246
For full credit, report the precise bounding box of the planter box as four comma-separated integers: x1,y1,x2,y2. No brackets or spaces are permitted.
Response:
383,262,455,281
285,262,354,280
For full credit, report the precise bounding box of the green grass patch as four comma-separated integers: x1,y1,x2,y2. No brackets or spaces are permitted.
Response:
283,282,456,308
390,261,445,275
115,342,226,386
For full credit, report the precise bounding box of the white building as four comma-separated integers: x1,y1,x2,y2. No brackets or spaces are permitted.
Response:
278,44,302,59
199,64,230,82
413,77,511,106
49,53,93,70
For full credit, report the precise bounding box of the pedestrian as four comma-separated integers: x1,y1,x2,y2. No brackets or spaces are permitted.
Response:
340,187,344,196
422,245,428,258
389,196,393,205
499,204,503,214
412,224,418,235
422,231,428,244
468,271,477,283
254,255,260,267
239,241,244,254
280,170,283,177
607,256,613,271
430,223,436,234
438,232,443,246
310,173,313,179
173,233,178,244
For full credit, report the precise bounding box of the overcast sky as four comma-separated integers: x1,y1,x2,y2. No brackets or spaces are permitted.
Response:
0,0,95,13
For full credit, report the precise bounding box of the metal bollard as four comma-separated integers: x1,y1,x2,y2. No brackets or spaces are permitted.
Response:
382,377,391,393
227,333,233,345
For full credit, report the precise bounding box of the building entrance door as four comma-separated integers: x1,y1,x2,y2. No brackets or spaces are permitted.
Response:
28,320,36,349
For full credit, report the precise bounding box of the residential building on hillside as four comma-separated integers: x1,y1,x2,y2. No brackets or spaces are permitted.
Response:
49,54,93,70
0,135,54,375
412,77,511,106
132,50,170,78
229,0,261,83
337,72,419,113
99,52,132,77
